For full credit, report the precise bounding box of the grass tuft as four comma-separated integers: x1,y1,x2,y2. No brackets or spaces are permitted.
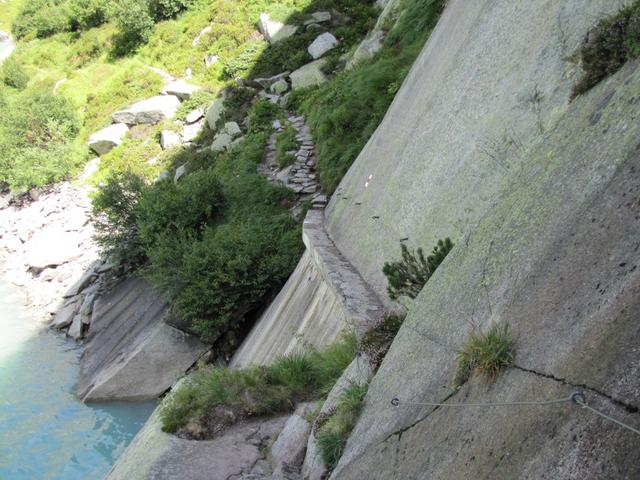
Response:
316,383,368,470
453,323,514,388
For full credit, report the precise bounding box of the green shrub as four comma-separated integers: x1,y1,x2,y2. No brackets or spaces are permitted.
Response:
247,99,281,134
316,383,368,470
109,0,155,55
572,2,640,98
0,89,82,190
12,0,72,39
92,172,147,267
2,57,29,89
453,323,514,387
68,0,109,30
148,0,191,21
382,238,454,301
159,333,358,437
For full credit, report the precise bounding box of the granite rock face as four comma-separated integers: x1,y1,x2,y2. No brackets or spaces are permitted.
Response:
331,61,640,480
77,276,208,401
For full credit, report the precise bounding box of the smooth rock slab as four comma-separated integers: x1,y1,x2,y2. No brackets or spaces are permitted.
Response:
51,298,79,330
162,80,201,100
308,32,339,59
105,410,287,480
88,123,129,156
258,13,298,44
76,276,208,401
290,59,328,90
24,227,82,271
112,96,181,125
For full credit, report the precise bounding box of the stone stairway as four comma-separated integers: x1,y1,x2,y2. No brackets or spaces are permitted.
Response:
259,114,328,212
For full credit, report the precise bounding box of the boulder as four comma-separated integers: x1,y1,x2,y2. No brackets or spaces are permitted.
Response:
305,11,331,25
182,120,204,143
253,71,290,90
64,267,98,297
205,97,225,130
174,164,187,182
271,78,290,94
290,59,328,90
185,106,205,124
270,403,315,474
308,32,339,59
258,13,298,44
88,123,129,156
204,54,219,68
230,136,245,149
67,313,84,340
76,276,209,401
51,298,79,330
162,80,200,100
223,121,242,138
112,96,181,125
211,132,233,152
24,227,82,271
347,30,385,69
160,130,182,150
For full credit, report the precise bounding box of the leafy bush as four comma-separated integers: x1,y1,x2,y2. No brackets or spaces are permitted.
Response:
382,238,454,301
68,0,109,30
0,89,82,190
453,323,514,387
148,0,191,21
92,172,147,267
572,2,640,98
159,333,358,437
12,0,72,39
109,0,155,55
316,383,368,470
2,57,29,89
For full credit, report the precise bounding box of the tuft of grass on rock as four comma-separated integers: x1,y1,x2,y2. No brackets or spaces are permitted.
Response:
316,383,368,471
159,333,358,438
453,323,514,388
359,314,405,368
572,1,640,98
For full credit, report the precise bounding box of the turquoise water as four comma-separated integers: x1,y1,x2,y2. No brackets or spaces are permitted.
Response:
0,281,156,480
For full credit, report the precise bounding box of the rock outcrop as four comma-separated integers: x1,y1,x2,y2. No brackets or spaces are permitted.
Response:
112,95,181,125
77,276,209,402
88,123,129,155
290,59,328,90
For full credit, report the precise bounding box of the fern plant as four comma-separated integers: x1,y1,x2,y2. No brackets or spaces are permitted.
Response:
382,238,454,300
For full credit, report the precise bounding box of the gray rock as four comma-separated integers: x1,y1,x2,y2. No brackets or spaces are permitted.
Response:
67,313,84,340
112,96,181,125
182,120,204,143
230,136,246,149
77,276,209,401
174,164,187,182
162,79,200,100
105,409,287,480
185,107,205,124
211,132,233,152
308,32,339,59
51,298,79,330
160,130,182,150
224,121,242,138
346,30,385,70
258,13,298,44
290,59,328,90
24,227,82,271
254,72,290,90
158,170,170,182
270,407,312,472
305,11,331,25
205,97,225,130
88,123,129,156
204,54,219,68
270,79,289,95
